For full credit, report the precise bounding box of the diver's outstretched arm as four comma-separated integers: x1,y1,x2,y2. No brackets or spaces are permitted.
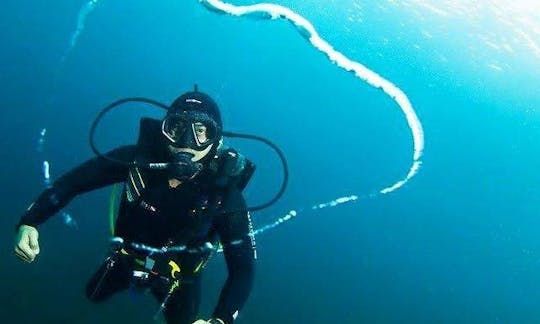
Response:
14,146,135,263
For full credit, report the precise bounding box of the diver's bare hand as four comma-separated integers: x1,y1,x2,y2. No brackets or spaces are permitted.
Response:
14,225,40,263
192,319,225,324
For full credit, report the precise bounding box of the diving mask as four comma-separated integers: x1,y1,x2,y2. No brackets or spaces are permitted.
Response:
162,110,220,150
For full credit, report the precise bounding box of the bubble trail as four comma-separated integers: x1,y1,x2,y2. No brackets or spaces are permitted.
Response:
37,128,46,153
199,0,425,195
42,161,51,186
60,0,100,64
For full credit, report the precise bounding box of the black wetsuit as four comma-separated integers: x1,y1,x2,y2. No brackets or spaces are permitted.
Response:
18,145,256,324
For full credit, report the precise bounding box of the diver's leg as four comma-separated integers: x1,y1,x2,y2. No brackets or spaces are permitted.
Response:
152,276,202,324
85,255,131,302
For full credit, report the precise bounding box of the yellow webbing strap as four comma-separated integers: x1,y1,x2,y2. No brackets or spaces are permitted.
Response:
109,184,121,236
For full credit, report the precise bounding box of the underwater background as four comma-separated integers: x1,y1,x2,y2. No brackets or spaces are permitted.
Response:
1,0,539,323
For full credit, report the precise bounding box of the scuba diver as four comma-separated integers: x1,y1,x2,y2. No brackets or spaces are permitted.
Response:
14,89,261,324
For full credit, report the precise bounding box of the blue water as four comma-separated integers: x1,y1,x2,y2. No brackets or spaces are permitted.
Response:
1,0,539,323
